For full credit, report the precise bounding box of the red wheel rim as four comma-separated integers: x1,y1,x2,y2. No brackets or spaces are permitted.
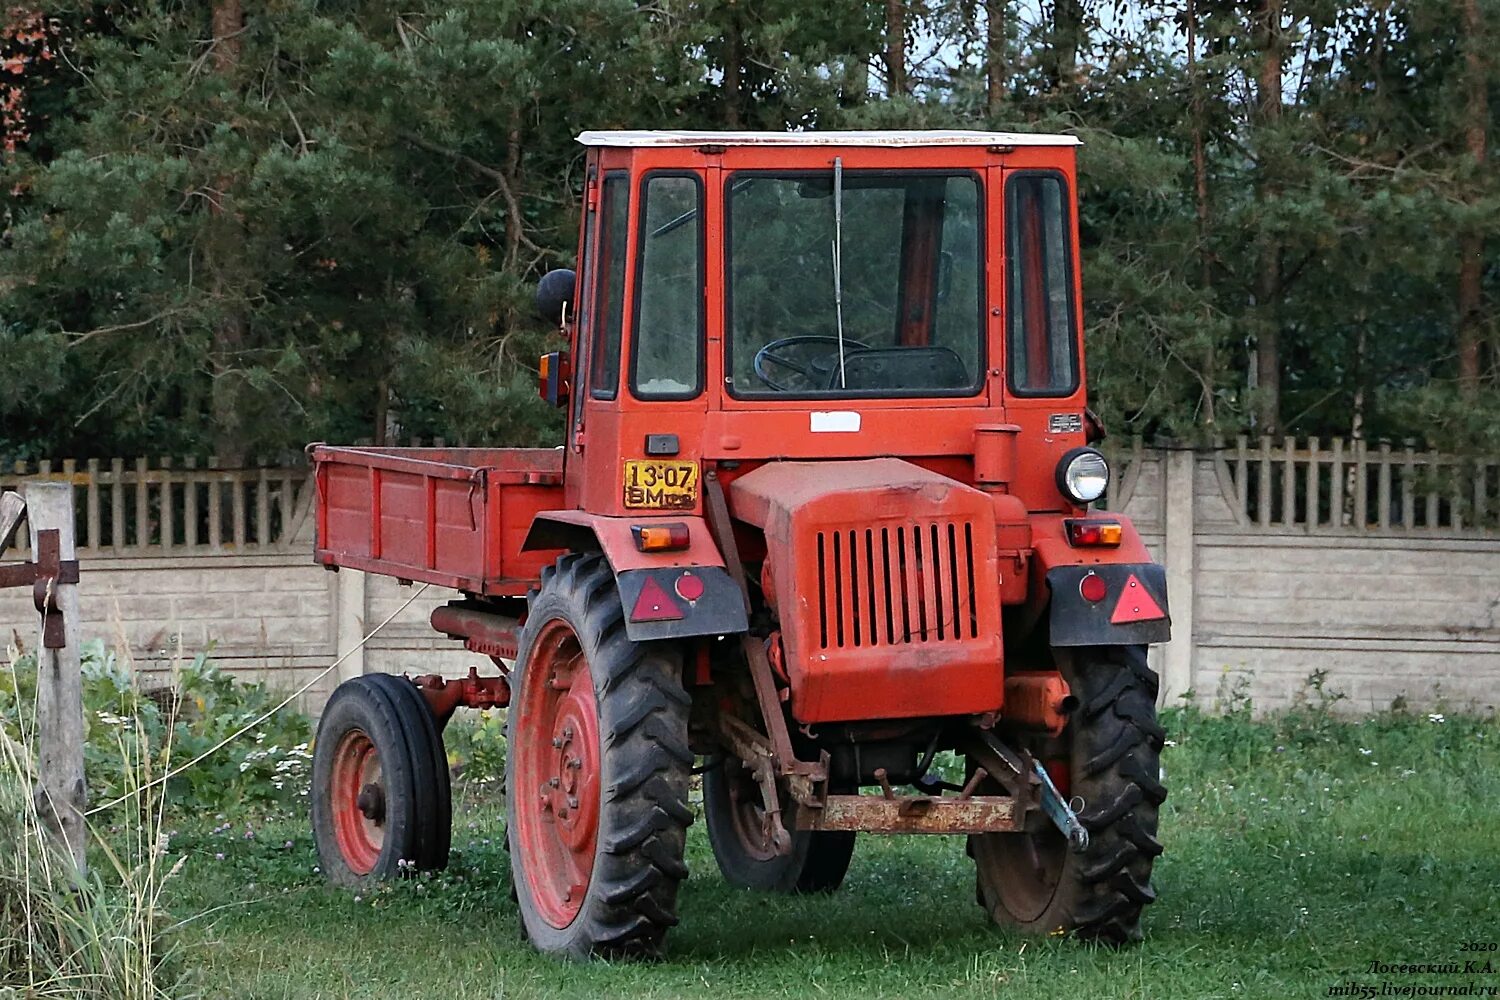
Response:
330,729,384,875
514,617,601,929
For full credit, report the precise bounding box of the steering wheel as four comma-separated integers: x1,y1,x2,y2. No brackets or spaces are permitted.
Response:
752,335,872,392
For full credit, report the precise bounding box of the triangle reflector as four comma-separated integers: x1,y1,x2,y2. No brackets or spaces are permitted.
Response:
630,576,683,622
1111,574,1166,624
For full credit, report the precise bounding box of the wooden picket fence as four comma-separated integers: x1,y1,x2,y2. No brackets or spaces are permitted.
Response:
1106,436,1500,534
0,457,316,555
4,437,1498,555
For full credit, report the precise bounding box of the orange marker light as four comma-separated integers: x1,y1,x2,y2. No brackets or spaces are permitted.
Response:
632,522,691,552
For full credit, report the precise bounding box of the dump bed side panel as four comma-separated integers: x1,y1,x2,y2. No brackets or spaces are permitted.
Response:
313,446,564,594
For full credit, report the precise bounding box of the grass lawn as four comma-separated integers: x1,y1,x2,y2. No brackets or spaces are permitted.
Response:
160,703,1500,999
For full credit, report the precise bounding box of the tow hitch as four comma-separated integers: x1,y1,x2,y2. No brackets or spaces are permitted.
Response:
1032,758,1089,853
965,730,1090,853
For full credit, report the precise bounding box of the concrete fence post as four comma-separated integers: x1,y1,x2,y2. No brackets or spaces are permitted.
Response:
334,568,367,684
1160,447,1196,707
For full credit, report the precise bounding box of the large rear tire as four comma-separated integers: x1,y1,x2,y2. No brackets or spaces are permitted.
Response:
506,553,693,960
971,645,1166,944
703,757,856,893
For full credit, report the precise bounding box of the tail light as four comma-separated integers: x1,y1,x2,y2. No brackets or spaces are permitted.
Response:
538,351,569,407
632,522,690,552
1064,518,1122,547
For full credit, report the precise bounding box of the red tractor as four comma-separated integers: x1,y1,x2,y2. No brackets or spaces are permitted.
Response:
308,129,1170,960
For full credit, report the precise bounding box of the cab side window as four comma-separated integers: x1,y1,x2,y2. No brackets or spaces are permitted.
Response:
590,173,630,399
1006,172,1078,396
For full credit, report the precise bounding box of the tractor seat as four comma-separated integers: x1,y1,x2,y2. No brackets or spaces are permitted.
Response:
830,346,971,392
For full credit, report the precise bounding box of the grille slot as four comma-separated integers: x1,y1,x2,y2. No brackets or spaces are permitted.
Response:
816,522,979,649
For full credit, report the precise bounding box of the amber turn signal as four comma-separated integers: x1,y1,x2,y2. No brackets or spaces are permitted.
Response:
631,522,690,552
1064,518,1123,547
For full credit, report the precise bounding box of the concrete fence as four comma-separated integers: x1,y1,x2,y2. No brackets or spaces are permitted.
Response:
3,442,1498,715
1103,438,1500,714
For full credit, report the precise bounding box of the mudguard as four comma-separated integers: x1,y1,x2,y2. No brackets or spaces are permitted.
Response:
1045,563,1170,646
1029,514,1172,647
522,511,749,642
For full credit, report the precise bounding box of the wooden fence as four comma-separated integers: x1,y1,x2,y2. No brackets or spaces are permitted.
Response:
0,458,316,555
1105,436,1500,535
4,438,1498,558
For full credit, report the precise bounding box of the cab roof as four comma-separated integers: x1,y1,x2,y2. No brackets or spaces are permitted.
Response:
576,129,1082,148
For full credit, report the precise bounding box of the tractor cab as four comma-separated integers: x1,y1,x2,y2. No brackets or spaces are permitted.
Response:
538,130,1090,518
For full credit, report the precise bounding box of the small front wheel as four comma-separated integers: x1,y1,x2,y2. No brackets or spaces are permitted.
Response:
311,674,451,886
703,757,855,893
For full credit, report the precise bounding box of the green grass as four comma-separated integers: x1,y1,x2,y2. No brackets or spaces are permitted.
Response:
157,706,1500,999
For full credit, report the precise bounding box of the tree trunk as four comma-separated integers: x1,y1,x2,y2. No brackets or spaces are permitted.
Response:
209,0,246,464
724,5,743,128
985,0,1005,117
1187,0,1215,427
210,0,243,71
1049,0,1085,91
885,0,906,97
1253,0,1282,434
1458,0,1487,394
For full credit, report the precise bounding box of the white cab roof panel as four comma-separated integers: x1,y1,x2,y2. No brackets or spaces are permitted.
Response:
576,129,1081,148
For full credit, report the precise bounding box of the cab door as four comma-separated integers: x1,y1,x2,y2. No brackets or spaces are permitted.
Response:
564,158,632,509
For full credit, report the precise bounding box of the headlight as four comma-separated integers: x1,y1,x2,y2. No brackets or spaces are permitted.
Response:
1056,448,1109,504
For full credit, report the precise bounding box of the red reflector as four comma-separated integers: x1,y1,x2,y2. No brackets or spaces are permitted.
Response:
675,571,705,602
1111,574,1166,624
1079,573,1108,603
630,576,683,622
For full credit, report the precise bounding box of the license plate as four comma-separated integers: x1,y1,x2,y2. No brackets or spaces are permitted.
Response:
623,460,699,510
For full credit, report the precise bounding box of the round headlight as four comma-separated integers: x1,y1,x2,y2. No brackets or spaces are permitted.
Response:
1056,448,1110,504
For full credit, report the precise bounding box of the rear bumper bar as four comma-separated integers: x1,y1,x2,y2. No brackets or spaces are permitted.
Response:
789,794,1021,835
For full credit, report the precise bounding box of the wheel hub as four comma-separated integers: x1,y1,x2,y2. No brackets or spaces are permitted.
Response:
356,782,386,822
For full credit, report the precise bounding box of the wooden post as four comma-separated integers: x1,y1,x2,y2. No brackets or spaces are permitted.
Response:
23,482,88,875
0,491,23,555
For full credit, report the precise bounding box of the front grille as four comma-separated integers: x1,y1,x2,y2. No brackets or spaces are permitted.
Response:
815,522,980,649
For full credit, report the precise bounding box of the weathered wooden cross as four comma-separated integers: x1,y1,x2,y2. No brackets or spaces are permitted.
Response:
1,484,87,874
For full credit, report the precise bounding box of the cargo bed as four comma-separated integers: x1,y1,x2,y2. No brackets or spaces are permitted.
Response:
311,445,564,595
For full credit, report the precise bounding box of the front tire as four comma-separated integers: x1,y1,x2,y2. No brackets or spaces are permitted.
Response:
506,553,693,960
703,757,855,893
971,645,1166,944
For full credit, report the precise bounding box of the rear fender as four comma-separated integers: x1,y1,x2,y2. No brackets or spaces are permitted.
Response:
1027,514,1171,647
522,511,749,642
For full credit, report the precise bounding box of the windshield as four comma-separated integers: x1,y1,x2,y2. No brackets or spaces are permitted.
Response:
726,171,984,398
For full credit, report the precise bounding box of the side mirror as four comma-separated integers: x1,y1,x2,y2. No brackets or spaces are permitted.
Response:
535,268,576,326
